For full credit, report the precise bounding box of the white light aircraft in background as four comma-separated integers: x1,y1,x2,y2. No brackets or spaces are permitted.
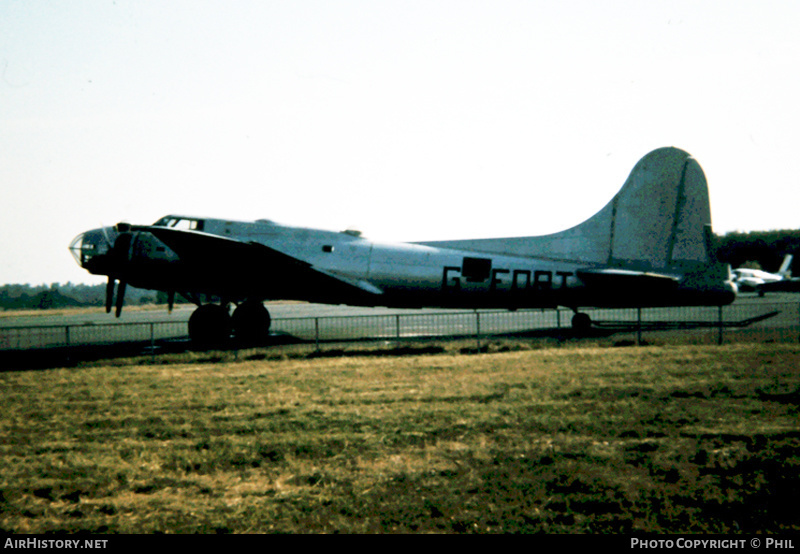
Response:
70,147,737,344
732,255,793,294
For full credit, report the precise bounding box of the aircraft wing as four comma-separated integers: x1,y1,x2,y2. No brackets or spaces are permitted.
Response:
131,225,383,303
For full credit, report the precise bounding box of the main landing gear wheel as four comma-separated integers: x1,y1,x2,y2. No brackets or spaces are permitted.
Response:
188,304,232,346
571,312,592,334
232,301,271,344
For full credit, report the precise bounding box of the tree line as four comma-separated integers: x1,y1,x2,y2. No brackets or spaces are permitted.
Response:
0,283,160,311
715,229,800,274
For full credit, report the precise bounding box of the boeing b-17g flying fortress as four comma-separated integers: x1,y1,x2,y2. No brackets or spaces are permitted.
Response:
69,147,737,344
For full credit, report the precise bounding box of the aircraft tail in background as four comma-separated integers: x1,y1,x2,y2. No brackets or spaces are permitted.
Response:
778,254,794,278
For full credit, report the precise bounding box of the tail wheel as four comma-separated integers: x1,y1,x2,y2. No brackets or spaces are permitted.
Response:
232,301,271,344
188,304,232,346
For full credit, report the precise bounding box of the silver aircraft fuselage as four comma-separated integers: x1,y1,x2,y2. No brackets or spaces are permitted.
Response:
69,147,738,341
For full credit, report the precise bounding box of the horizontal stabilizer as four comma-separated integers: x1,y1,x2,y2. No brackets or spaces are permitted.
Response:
576,268,679,291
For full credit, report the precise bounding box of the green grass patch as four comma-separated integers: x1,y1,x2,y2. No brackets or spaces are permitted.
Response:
1,343,799,533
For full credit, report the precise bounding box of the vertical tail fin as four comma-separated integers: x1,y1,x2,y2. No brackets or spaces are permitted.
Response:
421,147,714,271
603,146,712,269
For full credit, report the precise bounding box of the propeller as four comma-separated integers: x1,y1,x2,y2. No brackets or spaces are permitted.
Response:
100,224,113,250
105,277,115,314
115,281,127,318
104,278,128,317
103,223,134,318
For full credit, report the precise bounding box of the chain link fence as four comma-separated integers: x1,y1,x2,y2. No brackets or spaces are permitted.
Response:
0,320,188,351
1,299,798,352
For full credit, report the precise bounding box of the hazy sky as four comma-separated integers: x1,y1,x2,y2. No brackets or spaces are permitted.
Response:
2,0,799,286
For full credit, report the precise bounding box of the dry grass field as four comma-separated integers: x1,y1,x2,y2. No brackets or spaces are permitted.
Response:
1,341,799,534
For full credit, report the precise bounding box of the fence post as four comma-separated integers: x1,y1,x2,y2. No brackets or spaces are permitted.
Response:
315,317,320,351
637,308,642,345
475,311,481,351
150,323,156,363
65,325,70,348
718,305,724,345
396,314,401,340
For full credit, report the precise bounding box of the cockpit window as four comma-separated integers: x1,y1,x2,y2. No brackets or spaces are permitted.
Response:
153,217,204,231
